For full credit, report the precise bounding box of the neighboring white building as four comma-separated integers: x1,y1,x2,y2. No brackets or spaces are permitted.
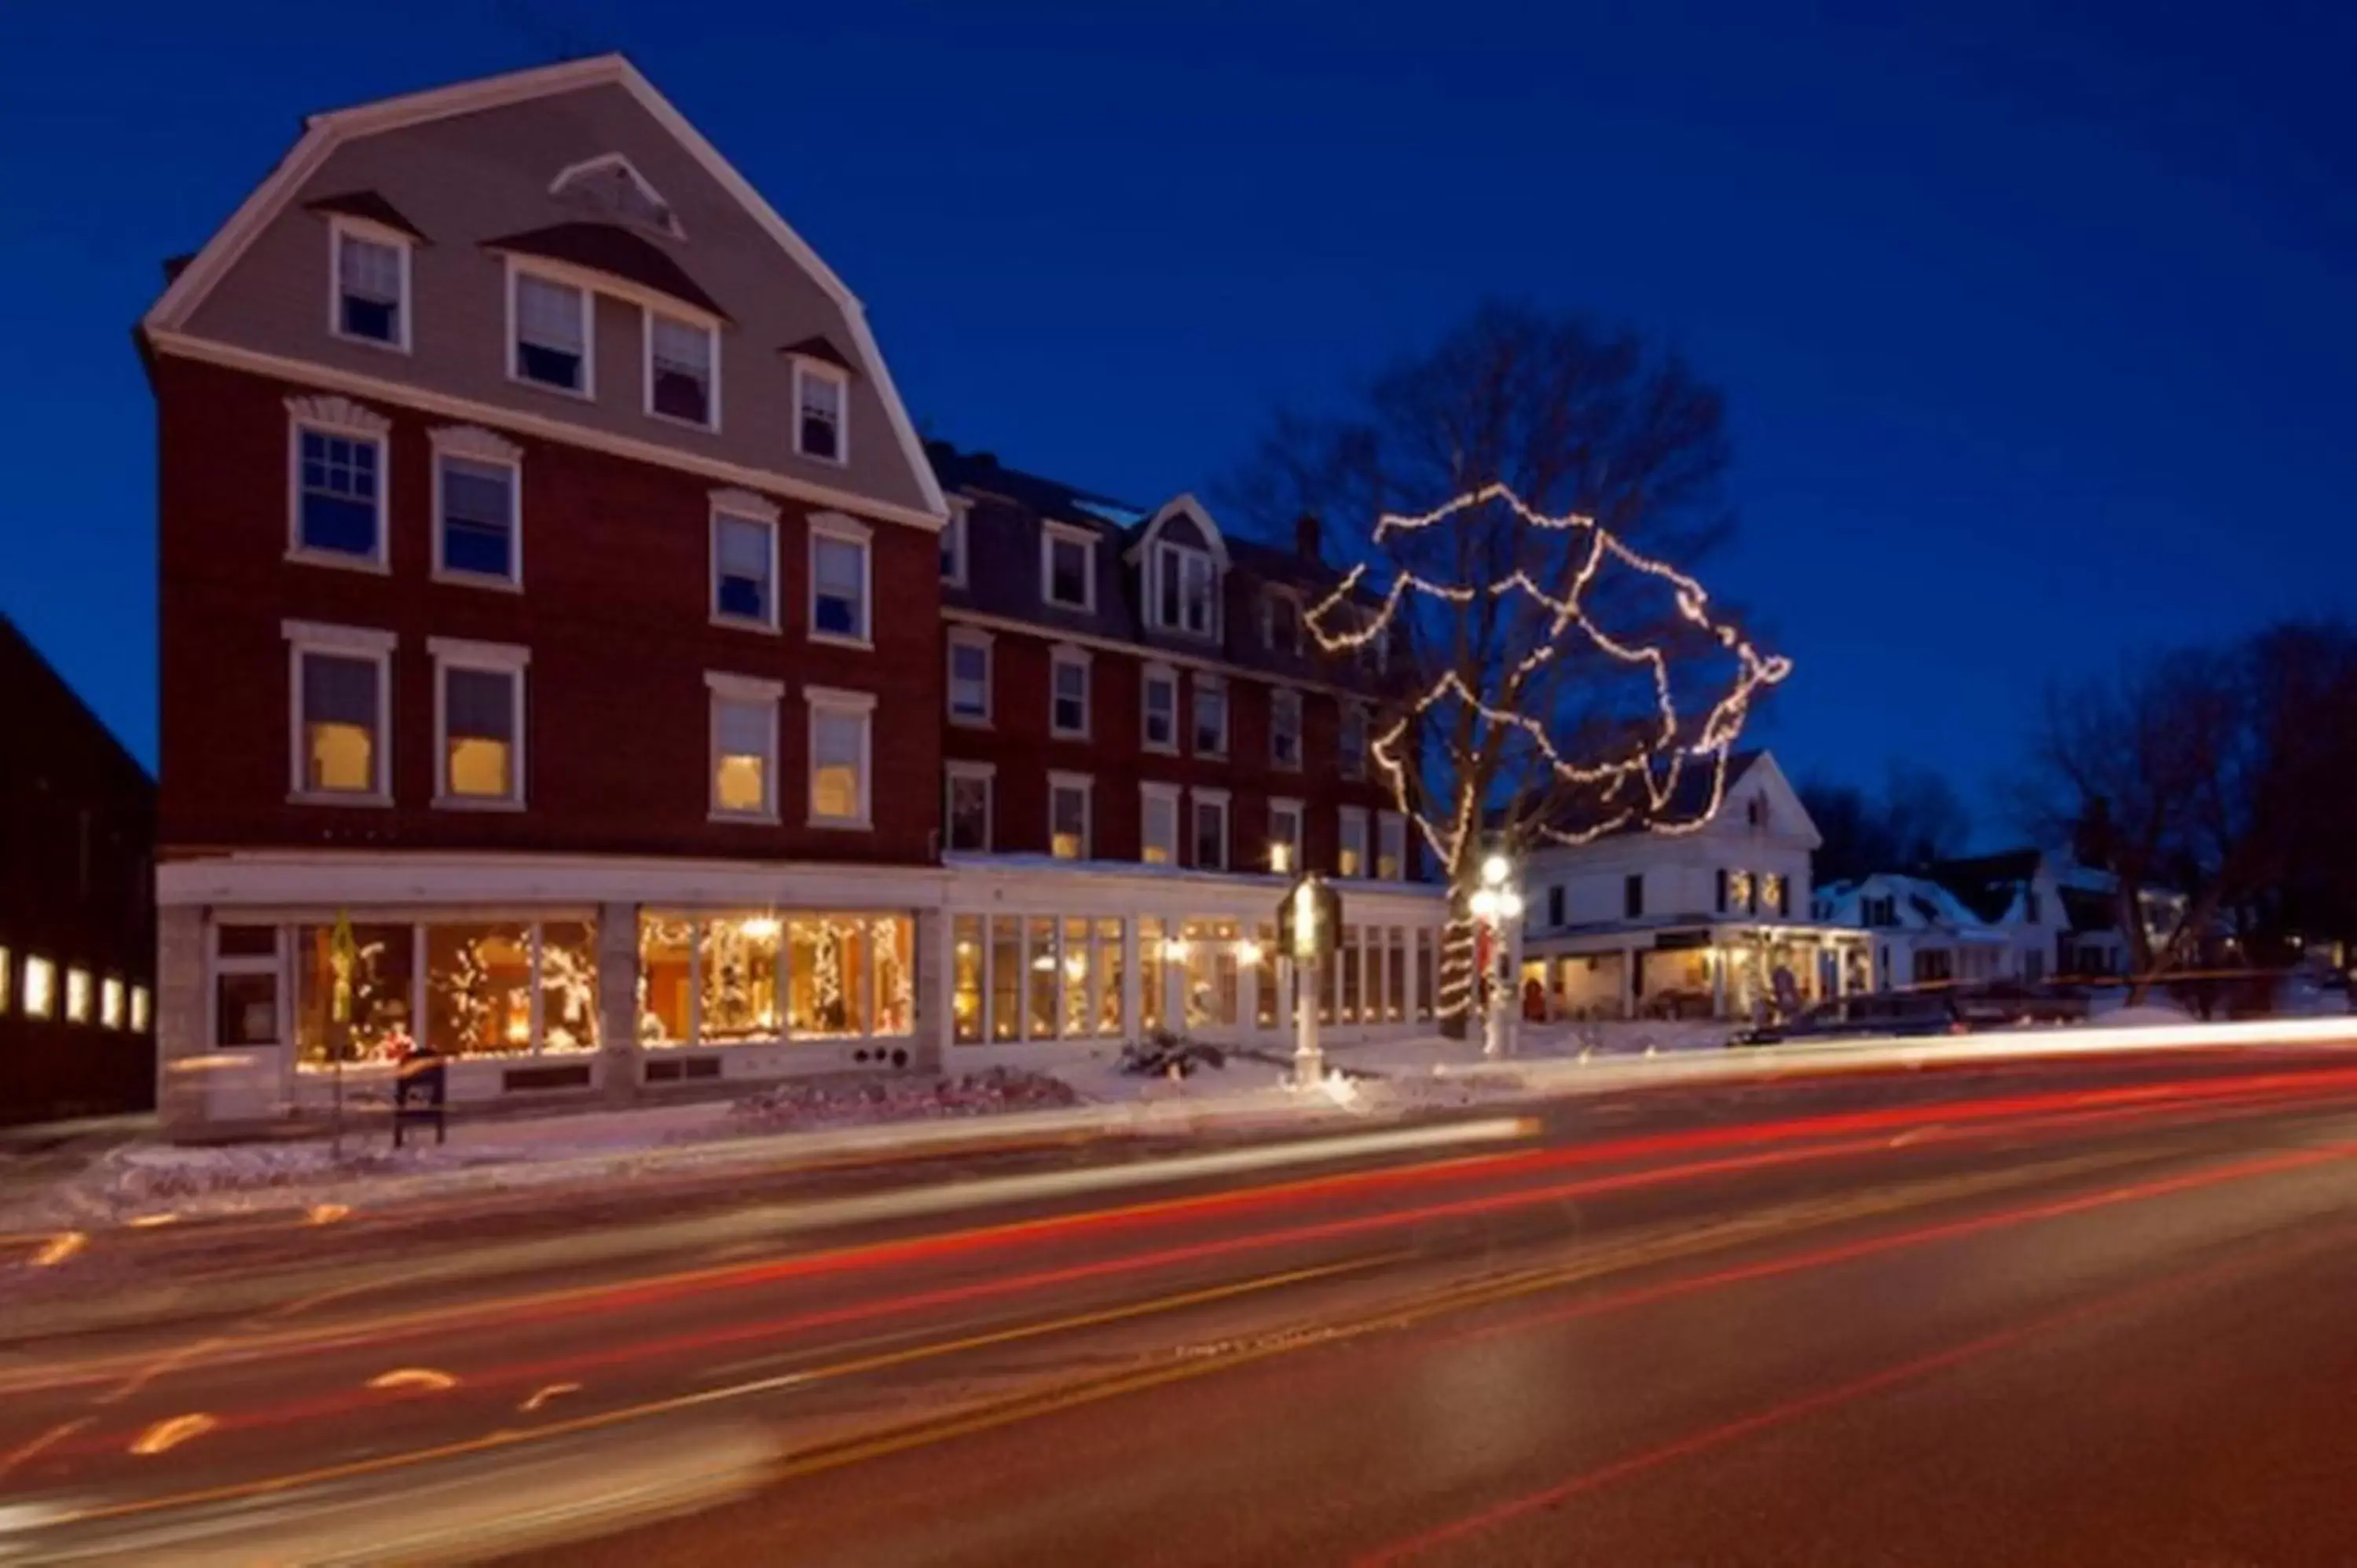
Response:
1813,873,2014,990
1519,752,1870,1020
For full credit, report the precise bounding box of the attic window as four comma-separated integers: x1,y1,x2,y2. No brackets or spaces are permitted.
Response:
1746,796,1767,829
549,154,683,240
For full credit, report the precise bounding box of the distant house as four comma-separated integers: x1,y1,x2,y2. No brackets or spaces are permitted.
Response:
0,615,156,1126
1814,872,2013,990
1520,750,1872,1020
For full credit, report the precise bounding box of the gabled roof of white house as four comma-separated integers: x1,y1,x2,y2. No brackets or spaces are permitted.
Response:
1815,872,1990,933
141,52,947,526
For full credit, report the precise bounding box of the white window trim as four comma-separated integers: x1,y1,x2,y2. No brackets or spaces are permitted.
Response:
940,499,971,589
327,215,412,355
284,619,397,808
429,636,530,811
1039,520,1098,612
1270,796,1306,874
944,759,995,854
1140,662,1179,756
1191,786,1232,873
808,511,874,650
641,304,721,433
793,358,851,467
428,426,526,591
947,627,993,727
1050,644,1092,740
709,491,783,634
1140,781,1183,866
706,670,783,823
505,258,596,401
1339,805,1371,878
285,394,392,573
1048,770,1094,861
1193,672,1229,758
806,684,878,830
207,922,285,1049
1270,686,1304,771
1152,540,1221,640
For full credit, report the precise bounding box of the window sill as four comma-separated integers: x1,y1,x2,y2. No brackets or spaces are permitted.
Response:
285,547,390,575
708,809,781,826
1044,594,1094,614
1050,727,1091,743
331,326,411,356
508,368,596,402
808,630,874,653
1142,740,1179,757
808,815,874,832
794,446,850,469
647,407,720,436
949,713,992,729
1272,757,1303,772
710,613,783,636
433,795,526,812
288,790,394,809
432,570,523,594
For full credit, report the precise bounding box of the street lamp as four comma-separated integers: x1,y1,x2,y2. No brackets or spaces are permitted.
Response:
1472,852,1524,1058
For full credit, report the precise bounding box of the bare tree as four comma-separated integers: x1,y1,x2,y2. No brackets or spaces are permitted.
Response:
1879,761,1974,869
1225,302,1787,1029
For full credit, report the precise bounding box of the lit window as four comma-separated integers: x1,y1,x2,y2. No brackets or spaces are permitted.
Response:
647,310,716,427
1051,653,1090,738
713,511,777,628
795,362,848,462
434,452,519,584
513,271,589,392
130,984,150,1033
435,647,526,805
1270,688,1302,769
811,524,870,643
946,766,992,853
1043,525,1094,610
1193,676,1227,757
295,426,383,562
1142,667,1178,752
1340,703,1369,780
1141,786,1180,866
1050,775,1091,859
0,946,9,1014
808,690,874,827
64,968,91,1025
101,976,125,1029
1269,800,1304,874
289,633,390,800
1377,812,1407,881
23,956,55,1020
1339,808,1369,878
1193,792,1230,872
332,225,408,349
948,636,991,724
709,676,779,819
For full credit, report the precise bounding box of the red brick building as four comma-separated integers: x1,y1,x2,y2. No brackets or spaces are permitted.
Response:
141,57,1443,1130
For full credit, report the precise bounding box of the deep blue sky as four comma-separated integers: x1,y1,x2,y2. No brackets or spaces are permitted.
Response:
5,2,2352,831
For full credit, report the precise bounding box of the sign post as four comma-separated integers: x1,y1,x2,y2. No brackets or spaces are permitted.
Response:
1279,874,1342,1090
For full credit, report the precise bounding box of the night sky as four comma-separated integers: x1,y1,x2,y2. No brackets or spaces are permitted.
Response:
6,2,2352,834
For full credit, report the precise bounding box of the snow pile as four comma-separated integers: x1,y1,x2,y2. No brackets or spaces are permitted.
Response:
722,1068,1080,1133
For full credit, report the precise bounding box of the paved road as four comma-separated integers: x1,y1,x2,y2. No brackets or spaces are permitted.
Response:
9,1046,2357,1563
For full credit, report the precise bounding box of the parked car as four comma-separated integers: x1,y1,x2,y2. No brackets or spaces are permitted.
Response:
1729,991,1967,1047
1953,980,2093,1026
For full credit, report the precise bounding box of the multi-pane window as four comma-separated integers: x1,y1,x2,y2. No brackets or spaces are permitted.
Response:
64,969,91,1025
948,636,991,724
437,654,523,805
295,644,387,798
809,692,872,826
1193,792,1229,871
1338,807,1369,878
812,528,869,643
1044,526,1094,610
1377,812,1407,881
1051,654,1090,738
1340,703,1369,779
709,680,779,819
647,312,715,427
1142,668,1178,752
795,363,847,461
1141,786,1180,866
1193,676,1227,757
1154,544,1219,637
1264,591,1303,654
713,512,776,628
101,976,125,1030
1050,775,1091,859
22,956,55,1020
295,427,382,562
513,272,589,392
435,455,517,584
946,768,992,852
1270,688,1303,769
333,227,406,347
1269,799,1304,874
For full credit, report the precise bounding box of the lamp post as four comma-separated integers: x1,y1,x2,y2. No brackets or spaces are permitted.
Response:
1468,852,1525,1059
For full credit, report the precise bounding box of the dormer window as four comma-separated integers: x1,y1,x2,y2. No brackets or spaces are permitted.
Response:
1042,522,1095,610
511,269,590,394
331,222,409,350
646,310,717,428
795,361,847,463
1263,590,1303,655
1156,543,1218,638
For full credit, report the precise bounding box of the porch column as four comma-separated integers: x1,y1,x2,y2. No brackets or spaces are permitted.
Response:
596,902,640,1106
1710,937,1729,1019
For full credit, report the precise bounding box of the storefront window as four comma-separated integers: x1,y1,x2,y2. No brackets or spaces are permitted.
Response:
638,915,695,1046
790,916,869,1038
216,973,279,1046
1025,916,1058,1039
1061,918,1091,1038
1181,919,1239,1029
872,917,913,1036
953,914,984,1045
1255,923,1279,1028
1094,918,1124,1035
540,921,600,1054
425,922,534,1057
703,915,784,1043
1140,918,1164,1035
991,917,1022,1042
295,923,416,1068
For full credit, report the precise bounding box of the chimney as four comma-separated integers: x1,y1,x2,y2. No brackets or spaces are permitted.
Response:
1294,511,1322,561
